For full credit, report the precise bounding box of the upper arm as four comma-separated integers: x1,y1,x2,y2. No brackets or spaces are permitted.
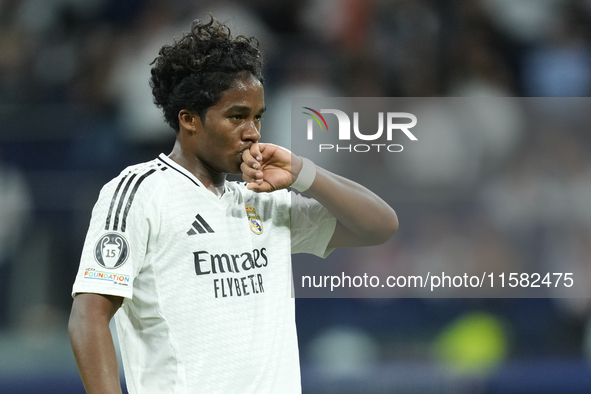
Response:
69,293,123,329
327,220,371,249
68,293,125,394
298,165,398,251
327,216,398,249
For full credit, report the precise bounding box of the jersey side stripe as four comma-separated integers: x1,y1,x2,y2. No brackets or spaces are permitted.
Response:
105,175,129,230
112,173,138,231
121,169,157,232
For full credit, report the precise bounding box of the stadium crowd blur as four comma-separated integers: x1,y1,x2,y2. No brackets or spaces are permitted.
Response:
2,0,591,392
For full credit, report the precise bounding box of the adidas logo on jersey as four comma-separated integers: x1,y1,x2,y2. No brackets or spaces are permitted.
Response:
187,214,215,235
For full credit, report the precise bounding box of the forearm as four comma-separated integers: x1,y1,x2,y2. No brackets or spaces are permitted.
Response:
69,296,123,394
301,161,398,246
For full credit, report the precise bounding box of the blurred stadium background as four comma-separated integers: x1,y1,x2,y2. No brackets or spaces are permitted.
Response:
2,0,591,393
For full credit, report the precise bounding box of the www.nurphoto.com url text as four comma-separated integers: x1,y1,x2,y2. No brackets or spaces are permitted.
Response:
301,272,574,292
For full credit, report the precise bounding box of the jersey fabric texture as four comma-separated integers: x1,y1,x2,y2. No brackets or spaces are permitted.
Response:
72,154,336,394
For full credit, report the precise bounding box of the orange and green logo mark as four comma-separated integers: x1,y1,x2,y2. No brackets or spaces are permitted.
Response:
302,107,329,133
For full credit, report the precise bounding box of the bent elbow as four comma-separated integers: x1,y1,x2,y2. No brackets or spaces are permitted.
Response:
369,210,399,245
388,215,399,240
382,215,399,244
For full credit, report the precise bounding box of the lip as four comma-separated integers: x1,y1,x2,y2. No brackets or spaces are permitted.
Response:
238,144,252,155
237,148,249,164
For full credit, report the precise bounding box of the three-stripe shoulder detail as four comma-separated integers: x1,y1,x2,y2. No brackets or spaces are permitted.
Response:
104,167,158,232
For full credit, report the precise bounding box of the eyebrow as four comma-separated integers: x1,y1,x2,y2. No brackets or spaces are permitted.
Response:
225,105,266,114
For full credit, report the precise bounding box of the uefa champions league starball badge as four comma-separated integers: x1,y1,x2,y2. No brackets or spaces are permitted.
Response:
245,205,263,235
94,233,130,269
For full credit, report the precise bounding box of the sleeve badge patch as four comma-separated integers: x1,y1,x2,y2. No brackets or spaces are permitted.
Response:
245,205,263,235
94,233,129,269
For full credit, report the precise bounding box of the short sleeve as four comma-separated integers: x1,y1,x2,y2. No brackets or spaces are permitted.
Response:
71,170,157,299
290,191,337,258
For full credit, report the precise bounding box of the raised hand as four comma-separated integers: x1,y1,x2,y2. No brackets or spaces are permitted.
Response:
240,143,299,192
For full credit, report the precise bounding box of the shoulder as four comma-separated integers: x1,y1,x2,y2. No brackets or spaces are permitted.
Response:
85,158,170,234
102,159,167,195
96,158,169,215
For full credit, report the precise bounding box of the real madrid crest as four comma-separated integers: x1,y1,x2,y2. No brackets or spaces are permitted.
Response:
94,233,130,269
245,205,263,235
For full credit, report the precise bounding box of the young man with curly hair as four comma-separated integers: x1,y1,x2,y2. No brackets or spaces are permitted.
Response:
68,17,398,394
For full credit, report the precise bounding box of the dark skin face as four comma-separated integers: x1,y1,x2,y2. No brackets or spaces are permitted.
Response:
169,73,265,194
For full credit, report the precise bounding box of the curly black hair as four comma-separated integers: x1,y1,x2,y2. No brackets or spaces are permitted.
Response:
150,17,264,132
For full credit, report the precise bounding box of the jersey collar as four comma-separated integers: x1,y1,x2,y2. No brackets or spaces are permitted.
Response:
157,153,230,196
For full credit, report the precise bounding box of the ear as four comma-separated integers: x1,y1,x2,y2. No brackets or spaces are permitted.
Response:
178,110,201,135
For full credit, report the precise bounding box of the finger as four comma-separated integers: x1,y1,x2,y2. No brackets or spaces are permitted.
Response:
240,161,263,182
241,150,261,175
241,147,261,172
241,168,255,183
250,143,263,161
242,175,263,191
241,148,257,167
246,180,270,192
246,181,260,191
245,176,266,191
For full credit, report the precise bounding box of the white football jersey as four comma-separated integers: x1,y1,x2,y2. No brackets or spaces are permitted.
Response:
72,154,336,394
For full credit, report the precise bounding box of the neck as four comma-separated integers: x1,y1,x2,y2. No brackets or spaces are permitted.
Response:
168,140,226,196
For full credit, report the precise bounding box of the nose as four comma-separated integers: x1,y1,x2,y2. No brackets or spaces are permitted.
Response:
243,120,261,142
